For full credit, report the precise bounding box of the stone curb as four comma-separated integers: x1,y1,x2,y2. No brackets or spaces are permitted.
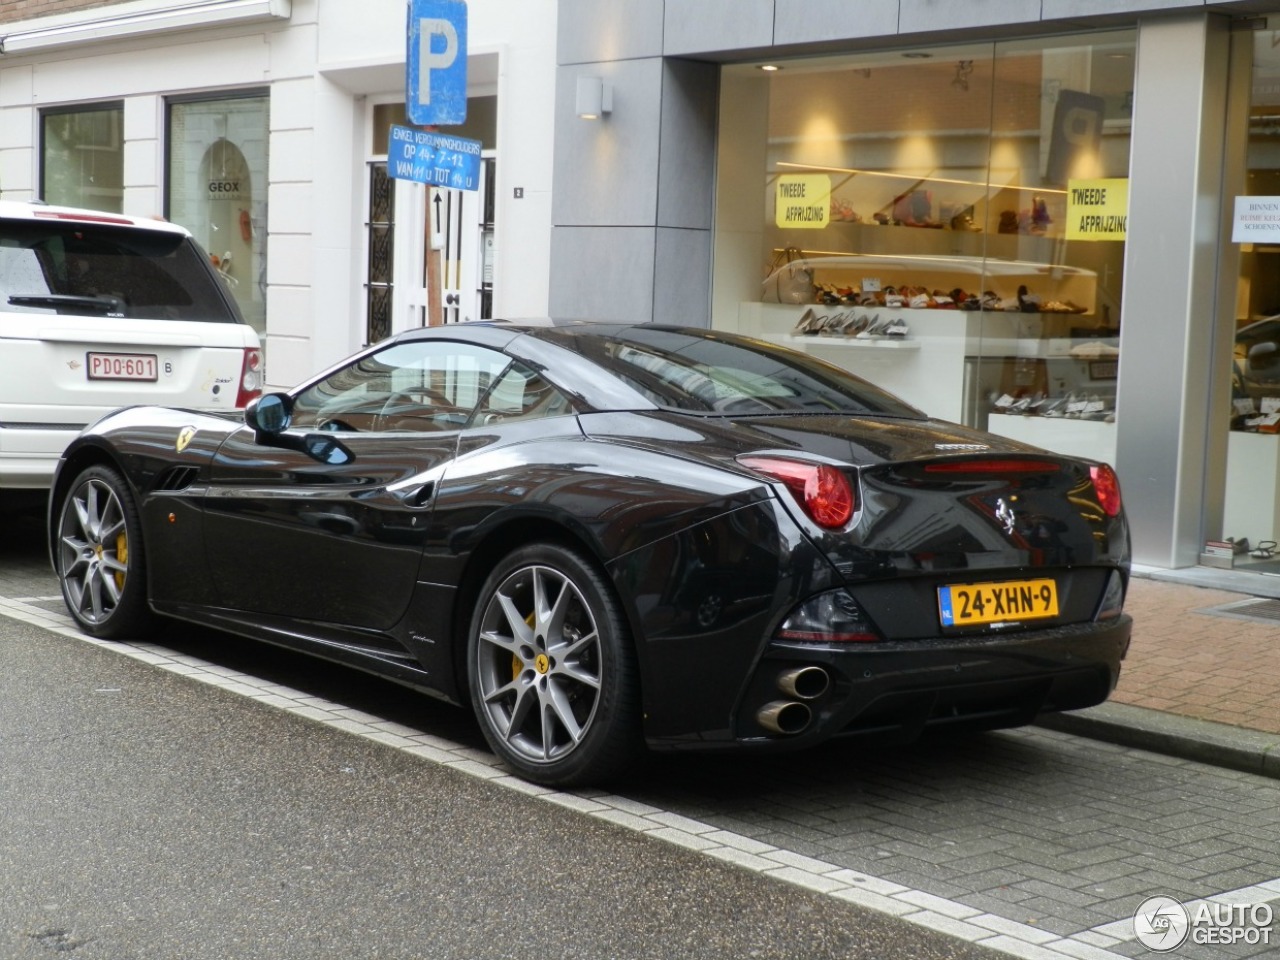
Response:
1036,701,1280,780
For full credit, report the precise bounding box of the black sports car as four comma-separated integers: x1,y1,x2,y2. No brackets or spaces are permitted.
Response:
49,321,1132,786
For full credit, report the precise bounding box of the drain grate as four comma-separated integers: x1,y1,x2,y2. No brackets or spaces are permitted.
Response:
1201,598,1280,623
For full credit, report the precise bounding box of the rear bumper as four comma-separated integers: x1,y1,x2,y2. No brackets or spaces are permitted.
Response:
0,424,84,489
724,614,1133,749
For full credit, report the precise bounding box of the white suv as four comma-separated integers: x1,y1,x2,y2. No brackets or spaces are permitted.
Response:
0,201,263,490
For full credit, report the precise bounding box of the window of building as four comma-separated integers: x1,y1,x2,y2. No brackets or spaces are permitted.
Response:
40,103,124,212
166,92,269,337
714,32,1135,466
1218,23,1280,566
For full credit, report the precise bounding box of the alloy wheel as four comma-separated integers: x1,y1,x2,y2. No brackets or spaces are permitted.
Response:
474,563,604,766
58,473,132,627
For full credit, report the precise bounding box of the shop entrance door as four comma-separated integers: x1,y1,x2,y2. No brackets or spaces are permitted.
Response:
1213,21,1280,571
433,154,495,325
365,100,496,343
379,156,493,333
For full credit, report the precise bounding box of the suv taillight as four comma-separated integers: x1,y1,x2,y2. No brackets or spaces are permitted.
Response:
235,348,263,407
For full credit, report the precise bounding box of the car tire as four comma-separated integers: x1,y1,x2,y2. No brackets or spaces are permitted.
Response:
467,543,641,787
54,464,155,640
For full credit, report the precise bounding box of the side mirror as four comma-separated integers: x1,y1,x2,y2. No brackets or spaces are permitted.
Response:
243,392,353,465
245,393,293,435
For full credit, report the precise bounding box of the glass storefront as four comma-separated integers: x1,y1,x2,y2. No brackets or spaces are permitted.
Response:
40,103,124,212
166,92,270,336
1220,21,1280,570
714,32,1136,466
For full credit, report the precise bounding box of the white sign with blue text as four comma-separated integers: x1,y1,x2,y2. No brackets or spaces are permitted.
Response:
407,0,468,126
388,125,482,191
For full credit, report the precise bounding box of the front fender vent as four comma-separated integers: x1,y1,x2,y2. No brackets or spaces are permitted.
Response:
154,465,199,492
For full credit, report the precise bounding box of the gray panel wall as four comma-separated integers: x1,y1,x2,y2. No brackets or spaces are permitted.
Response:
1114,14,1232,567
557,0,663,65
550,53,716,322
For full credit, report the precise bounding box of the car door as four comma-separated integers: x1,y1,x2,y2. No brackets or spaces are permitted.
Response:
202,338,514,632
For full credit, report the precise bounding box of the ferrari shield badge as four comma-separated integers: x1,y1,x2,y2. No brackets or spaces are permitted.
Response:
995,497,1017,535
176,426,197,453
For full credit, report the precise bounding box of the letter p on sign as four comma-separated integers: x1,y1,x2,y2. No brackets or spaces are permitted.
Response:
418,20,457,104
407,0,468,126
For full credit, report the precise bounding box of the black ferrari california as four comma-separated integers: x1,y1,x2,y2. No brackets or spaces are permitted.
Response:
49,321,1131,786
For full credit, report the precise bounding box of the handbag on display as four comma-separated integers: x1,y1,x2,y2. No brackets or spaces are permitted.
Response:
763,246,815,304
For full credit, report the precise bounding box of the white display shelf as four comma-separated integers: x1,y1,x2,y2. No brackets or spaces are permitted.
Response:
986,413,1117,464
762,333,921,351
764,251,1098,317
1223,432,1280,545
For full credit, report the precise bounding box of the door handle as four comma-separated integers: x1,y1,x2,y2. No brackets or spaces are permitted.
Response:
392,481,434,508
445,294,460,306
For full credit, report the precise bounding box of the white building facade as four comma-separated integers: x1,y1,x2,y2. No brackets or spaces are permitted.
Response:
0,0,558,388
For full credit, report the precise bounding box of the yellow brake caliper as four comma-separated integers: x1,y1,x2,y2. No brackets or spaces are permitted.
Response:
512,610,536,681
114,533,128,592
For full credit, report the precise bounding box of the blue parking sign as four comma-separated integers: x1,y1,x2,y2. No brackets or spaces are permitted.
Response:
407,0,467,126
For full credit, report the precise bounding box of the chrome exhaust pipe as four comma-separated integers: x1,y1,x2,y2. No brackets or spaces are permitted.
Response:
757,700,812,735
777,665,830,700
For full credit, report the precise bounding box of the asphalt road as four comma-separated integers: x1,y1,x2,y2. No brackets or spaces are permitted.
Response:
0,503,995,960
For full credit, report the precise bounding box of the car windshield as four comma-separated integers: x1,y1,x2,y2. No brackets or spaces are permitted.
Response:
565,325,924,417
0,218,241,322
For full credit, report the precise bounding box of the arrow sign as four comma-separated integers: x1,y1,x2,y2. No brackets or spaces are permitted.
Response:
407,0,468,126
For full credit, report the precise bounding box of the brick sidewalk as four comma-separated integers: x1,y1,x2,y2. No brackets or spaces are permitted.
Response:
1115,577,1280,735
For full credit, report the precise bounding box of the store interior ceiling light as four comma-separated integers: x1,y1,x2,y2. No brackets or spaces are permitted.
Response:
576,76,613,120
0,0,291,55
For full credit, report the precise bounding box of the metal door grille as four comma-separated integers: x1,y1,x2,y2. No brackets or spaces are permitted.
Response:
365,162,394,344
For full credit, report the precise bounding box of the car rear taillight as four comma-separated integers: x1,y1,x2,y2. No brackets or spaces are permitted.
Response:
739,456,855,529
235,348,263,407
1090,464,1122,517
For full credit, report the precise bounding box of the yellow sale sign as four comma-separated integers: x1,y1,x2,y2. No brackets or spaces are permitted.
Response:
1065,178,1128,241
776,175,831,229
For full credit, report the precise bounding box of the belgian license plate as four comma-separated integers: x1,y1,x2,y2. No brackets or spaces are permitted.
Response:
87,352,158,381
938,578,1059,627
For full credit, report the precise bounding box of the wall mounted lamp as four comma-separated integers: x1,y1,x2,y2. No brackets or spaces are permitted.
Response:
576,76,613,120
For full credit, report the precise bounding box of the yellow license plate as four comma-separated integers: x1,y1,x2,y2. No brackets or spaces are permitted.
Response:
938,579,1059,627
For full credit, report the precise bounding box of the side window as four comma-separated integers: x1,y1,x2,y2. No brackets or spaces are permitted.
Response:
290,340,511,433
476,363,574,425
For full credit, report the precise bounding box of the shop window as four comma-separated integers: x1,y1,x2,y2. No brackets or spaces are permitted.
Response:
715,32,1134,466
41,103,124,213
1218,24,1280,564
166,92,269,337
